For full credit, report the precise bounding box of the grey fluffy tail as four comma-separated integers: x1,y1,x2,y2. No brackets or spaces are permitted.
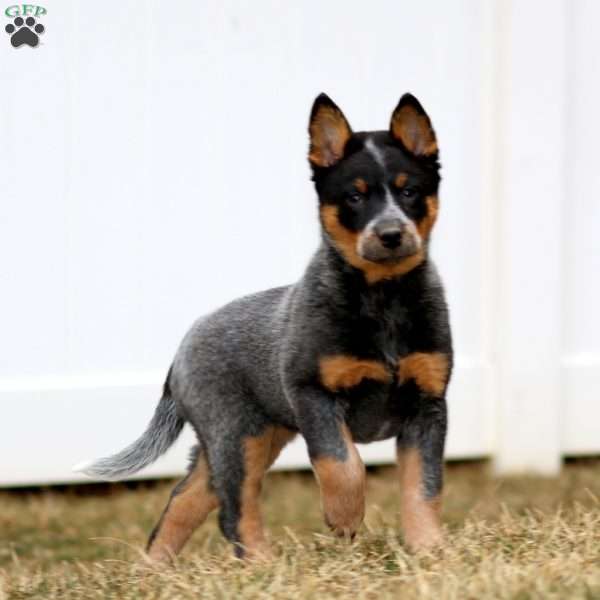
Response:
73,371,184,481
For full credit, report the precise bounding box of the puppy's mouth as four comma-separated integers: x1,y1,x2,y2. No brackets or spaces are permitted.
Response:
364,250,418,264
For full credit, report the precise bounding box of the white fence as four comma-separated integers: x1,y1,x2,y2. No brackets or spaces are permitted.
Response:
1,0,598,485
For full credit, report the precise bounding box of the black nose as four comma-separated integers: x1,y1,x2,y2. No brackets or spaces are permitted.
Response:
376,223,403,249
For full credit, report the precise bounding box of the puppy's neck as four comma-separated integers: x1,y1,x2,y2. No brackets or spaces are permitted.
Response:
309,241,427,314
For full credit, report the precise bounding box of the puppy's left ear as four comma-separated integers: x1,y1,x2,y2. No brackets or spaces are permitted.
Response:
308,93,353,168
390,93,438,157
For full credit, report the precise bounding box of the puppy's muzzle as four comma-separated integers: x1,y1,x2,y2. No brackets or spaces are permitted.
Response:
375,220,404,249
358,218,421,263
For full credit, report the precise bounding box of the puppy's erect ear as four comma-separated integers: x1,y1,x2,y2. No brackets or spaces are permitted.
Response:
308,93,353,168
390,93,438,157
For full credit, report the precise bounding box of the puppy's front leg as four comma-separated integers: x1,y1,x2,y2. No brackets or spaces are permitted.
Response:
396,397,447,551
291,386,366,538
395,351,450,551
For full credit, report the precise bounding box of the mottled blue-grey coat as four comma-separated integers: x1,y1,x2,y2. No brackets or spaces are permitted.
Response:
76,92,452,560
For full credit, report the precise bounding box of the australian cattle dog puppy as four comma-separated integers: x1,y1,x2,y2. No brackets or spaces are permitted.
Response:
76,92,452,561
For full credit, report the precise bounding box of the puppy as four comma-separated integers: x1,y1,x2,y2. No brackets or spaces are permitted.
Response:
76,92,452,561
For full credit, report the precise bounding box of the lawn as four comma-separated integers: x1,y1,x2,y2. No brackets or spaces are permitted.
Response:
1,460,599,599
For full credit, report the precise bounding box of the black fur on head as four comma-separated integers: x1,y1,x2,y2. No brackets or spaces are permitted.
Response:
308,92,442,272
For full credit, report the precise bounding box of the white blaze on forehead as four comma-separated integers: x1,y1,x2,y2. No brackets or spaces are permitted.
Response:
363,136,418,239
365,137,409,221
365,137,386,168
382,184,410,224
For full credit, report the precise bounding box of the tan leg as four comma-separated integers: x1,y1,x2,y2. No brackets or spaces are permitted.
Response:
268,426,297,467
237,426,296,558
397,447,443,551
147,453,218,562
312,424,366,538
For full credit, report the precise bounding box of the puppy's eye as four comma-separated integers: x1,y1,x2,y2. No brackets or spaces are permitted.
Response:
401,187,417,198
347,193,364,207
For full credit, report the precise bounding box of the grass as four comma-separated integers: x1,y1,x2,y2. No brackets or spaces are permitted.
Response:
1,460,600,599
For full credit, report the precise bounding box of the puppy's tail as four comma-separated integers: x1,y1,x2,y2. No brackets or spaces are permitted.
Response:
73,368,184,481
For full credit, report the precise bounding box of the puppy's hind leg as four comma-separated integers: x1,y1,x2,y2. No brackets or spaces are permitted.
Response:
146,446,218,563
208,424,295,560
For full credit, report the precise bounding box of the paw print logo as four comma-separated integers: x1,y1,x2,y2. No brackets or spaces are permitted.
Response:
5,16,45,48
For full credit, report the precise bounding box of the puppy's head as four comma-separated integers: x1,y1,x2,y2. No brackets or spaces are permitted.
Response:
308,93,441,283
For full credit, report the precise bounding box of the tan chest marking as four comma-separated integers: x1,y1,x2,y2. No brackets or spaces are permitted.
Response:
398,352,449,396
320,355,392,392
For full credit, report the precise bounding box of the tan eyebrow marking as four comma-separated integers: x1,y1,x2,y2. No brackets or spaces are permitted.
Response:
353,178,368,194
394,173,408,188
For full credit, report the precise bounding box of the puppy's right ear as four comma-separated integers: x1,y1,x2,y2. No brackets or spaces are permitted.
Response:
308,93,352,168
389,93,438,158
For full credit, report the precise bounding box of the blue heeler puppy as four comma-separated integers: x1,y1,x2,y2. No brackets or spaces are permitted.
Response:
75,92,452,561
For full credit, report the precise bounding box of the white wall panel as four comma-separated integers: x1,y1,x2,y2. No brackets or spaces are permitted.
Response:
563,0,600,358
0,1,72,378
561,0,600,455
489,0,566,474
0,0,597,485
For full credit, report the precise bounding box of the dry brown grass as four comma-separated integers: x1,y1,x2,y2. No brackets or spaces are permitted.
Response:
1,460,600,599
